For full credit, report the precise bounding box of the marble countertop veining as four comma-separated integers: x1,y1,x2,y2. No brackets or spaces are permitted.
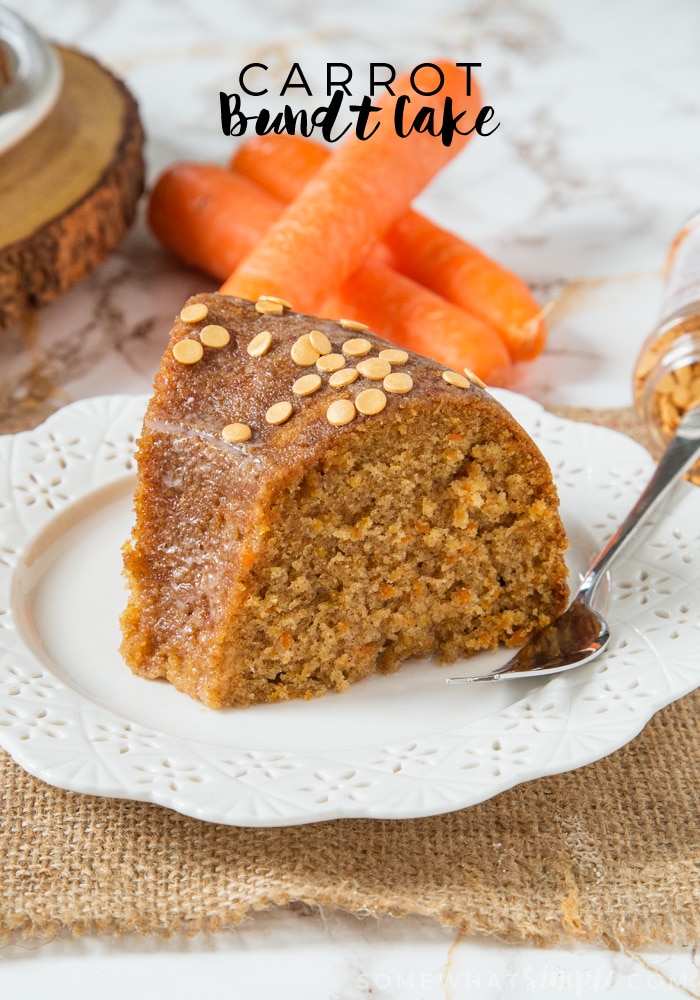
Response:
2,0,700,430
2,1,700,996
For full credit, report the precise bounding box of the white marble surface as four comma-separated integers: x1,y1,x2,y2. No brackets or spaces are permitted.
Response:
2,0,700,995
4,0,700,423
3,909,699,999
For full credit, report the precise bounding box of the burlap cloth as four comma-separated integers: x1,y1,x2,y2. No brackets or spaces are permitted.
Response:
1,403,698,950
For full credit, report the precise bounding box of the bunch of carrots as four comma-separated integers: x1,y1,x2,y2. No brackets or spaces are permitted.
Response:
147,62,546,386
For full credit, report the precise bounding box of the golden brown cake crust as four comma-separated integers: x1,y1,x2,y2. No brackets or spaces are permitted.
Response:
121,293,569,708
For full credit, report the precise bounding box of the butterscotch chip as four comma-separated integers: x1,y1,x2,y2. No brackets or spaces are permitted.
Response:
293,373,323,396
200,324,230,348
442,370,472,389
671,381,691,408
329,367,358,388
379,348,408,365
309,329,332,355
463,367,486,389
357,357,391,380
327,399,356,426
383,372,413,394
342,337,372,357
317,353,346,373
180,303,208,324
339,318,369,332
255,299,285,315
266,401,293,425
222,422,251,443
247,331,273,357
355,388,387,415
291,335,321,366
173,339,204,364
658,394,677,433
676,365,692,387
257,295,292,309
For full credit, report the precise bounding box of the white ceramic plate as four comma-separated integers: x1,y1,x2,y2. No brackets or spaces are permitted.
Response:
1,391,699,827
0,6,62,155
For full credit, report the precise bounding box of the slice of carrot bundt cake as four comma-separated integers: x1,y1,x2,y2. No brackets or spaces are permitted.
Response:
120,293,568,708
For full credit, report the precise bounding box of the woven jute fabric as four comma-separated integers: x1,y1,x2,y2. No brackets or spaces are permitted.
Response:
1,404,698,949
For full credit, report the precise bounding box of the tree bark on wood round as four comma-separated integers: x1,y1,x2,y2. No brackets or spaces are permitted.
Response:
0,45,145,331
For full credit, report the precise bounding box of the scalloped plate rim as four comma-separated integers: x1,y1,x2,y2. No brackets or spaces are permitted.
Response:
0,391,698,827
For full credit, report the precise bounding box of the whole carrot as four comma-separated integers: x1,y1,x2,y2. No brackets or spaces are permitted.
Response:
383,212,546,360
326,259,511,384
148,163,280,281
231,132,545,360
146,161,511,384
221,61,485,312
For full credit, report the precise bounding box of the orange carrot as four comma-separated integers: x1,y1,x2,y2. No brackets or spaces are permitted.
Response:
146,161,511,384
231,133,545,360
383,213,546,360
326,259,511,384
231,133,328,203
221,61,485,312
147,163,281,281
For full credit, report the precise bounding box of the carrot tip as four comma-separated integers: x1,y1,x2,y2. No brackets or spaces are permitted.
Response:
513,302,550,361
535,299,555,326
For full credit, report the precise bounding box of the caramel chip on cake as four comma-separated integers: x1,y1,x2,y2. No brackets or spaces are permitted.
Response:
180,303,208,324
222,422,251,443
355,388,387,415
200,325,230,348
291,335,321,366
442,370,472,389
266,401,294,425
327,399,356,426
173,339,203,365
329,368,358,388
357,357,391,380
248,331,273,357
293,373,322,396
309,330,332,355
384,372,413,394
342,338,372,357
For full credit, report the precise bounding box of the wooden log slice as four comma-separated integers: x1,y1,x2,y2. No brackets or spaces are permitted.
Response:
0,45,145,330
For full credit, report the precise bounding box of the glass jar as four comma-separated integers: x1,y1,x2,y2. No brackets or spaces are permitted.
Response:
633,213,700,484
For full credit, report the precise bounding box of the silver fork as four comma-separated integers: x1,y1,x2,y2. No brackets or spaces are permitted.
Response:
447,405,700,684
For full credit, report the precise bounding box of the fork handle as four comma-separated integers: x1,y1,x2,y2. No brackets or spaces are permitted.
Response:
579,404,700,601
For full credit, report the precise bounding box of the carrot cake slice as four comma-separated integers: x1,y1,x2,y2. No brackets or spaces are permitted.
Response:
120,293,569,708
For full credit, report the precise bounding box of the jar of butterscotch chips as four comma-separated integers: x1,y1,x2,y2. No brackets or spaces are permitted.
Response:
634,212,700,483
